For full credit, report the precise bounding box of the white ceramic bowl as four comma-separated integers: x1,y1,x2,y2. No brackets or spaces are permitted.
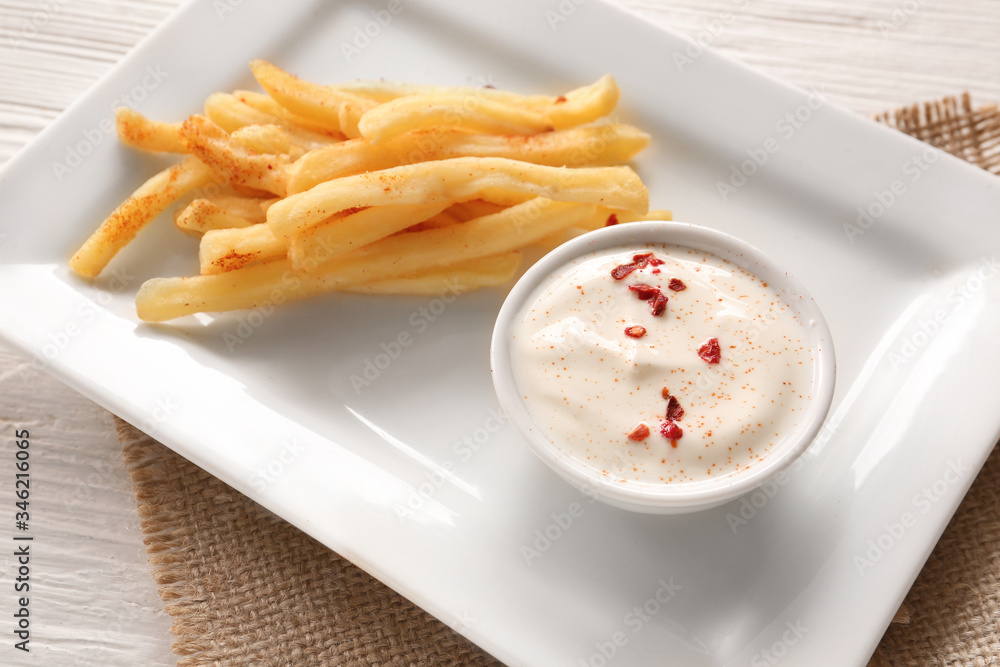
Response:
490,221,836,514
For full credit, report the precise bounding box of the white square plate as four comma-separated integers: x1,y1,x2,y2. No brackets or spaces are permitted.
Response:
1,1,999,664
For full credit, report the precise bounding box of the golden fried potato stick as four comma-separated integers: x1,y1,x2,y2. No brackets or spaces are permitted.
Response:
287,202,452,269
230,124,304,159
204,92,277,132
249,59,377,139
196,203,372,275
331,79,551,105
356,75,619,143
199,224,287,274
138,252,522,321
531,208,674,252
268,156,648,240
203,194,274,225
201,203,455,274
286,124,651,194
445,199,507,221
404,210,464,232
232,90,345,140
400,200,506,232
115,108,186,153
579,207,674,232
332,78,610,115
179,115,290,196
292,197,610,279
174,199,257,235
136,199,594,321
339,252,522,295
70,156,214,278
204,92,337,149
623,208,672,223
545,75,620,129
358,95,552,143
197,199,419,275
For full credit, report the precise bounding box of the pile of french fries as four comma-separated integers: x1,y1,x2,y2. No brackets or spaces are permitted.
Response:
68,60,669,322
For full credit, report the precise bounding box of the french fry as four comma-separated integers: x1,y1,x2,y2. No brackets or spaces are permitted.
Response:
356,75,619,143
469,190,538,207
249,59,377,139
615,208,673,225
179,114,289,196
199,224,287,274
544,74,620,129
332,79,552,106
531,208,674,252
137,260,302,322
339,252,522,295
198,201,372,275
405,211,464,232
286,124,650,194
230,124,303,159
269,157,648,240
293,197,603,276
115,108,186,153
401,200,509,233
70,156,214,278
446,199,507,221
358,95,553,143
175,199,257,235
198,200,393,276
204,92,278,132
200,194,273,225
334,77,614,118
204,92,337,149
287,202,451,268
576,207,674,232
233,90,345,141
136,199,594,321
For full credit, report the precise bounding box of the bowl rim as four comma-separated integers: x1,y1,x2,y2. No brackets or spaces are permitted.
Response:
490,220,837,512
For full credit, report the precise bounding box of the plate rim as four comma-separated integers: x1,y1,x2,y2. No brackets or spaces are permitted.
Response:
1,1,998,665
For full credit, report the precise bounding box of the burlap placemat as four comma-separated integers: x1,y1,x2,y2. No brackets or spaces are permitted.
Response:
117,94,1000,666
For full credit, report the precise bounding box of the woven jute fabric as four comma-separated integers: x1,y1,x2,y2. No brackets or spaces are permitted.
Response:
117,417,500,667
873,92,1000,176
118,94,1000,666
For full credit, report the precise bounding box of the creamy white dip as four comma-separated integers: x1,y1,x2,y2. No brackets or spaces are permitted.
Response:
509,244,814,484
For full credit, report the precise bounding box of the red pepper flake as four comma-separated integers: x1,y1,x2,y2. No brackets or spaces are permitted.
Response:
668,278,686,291
627,283,659,300
605,213,619,227
661,386,670,399
651,268,661,274
555,95,567,104
627,423,650,441
698,337,721,364
665,395,684,420
611,263,639,280
624,325,646,338
660,420,683,442
649,291,668,316
648,257,665,266
611,253,657,280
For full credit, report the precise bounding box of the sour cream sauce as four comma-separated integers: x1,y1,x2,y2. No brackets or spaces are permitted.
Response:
509,244,814,485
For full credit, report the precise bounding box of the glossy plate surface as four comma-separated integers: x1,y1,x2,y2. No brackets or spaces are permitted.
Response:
0,1,998,664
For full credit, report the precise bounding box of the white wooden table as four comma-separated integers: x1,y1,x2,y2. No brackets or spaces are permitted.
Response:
1,1,998,664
